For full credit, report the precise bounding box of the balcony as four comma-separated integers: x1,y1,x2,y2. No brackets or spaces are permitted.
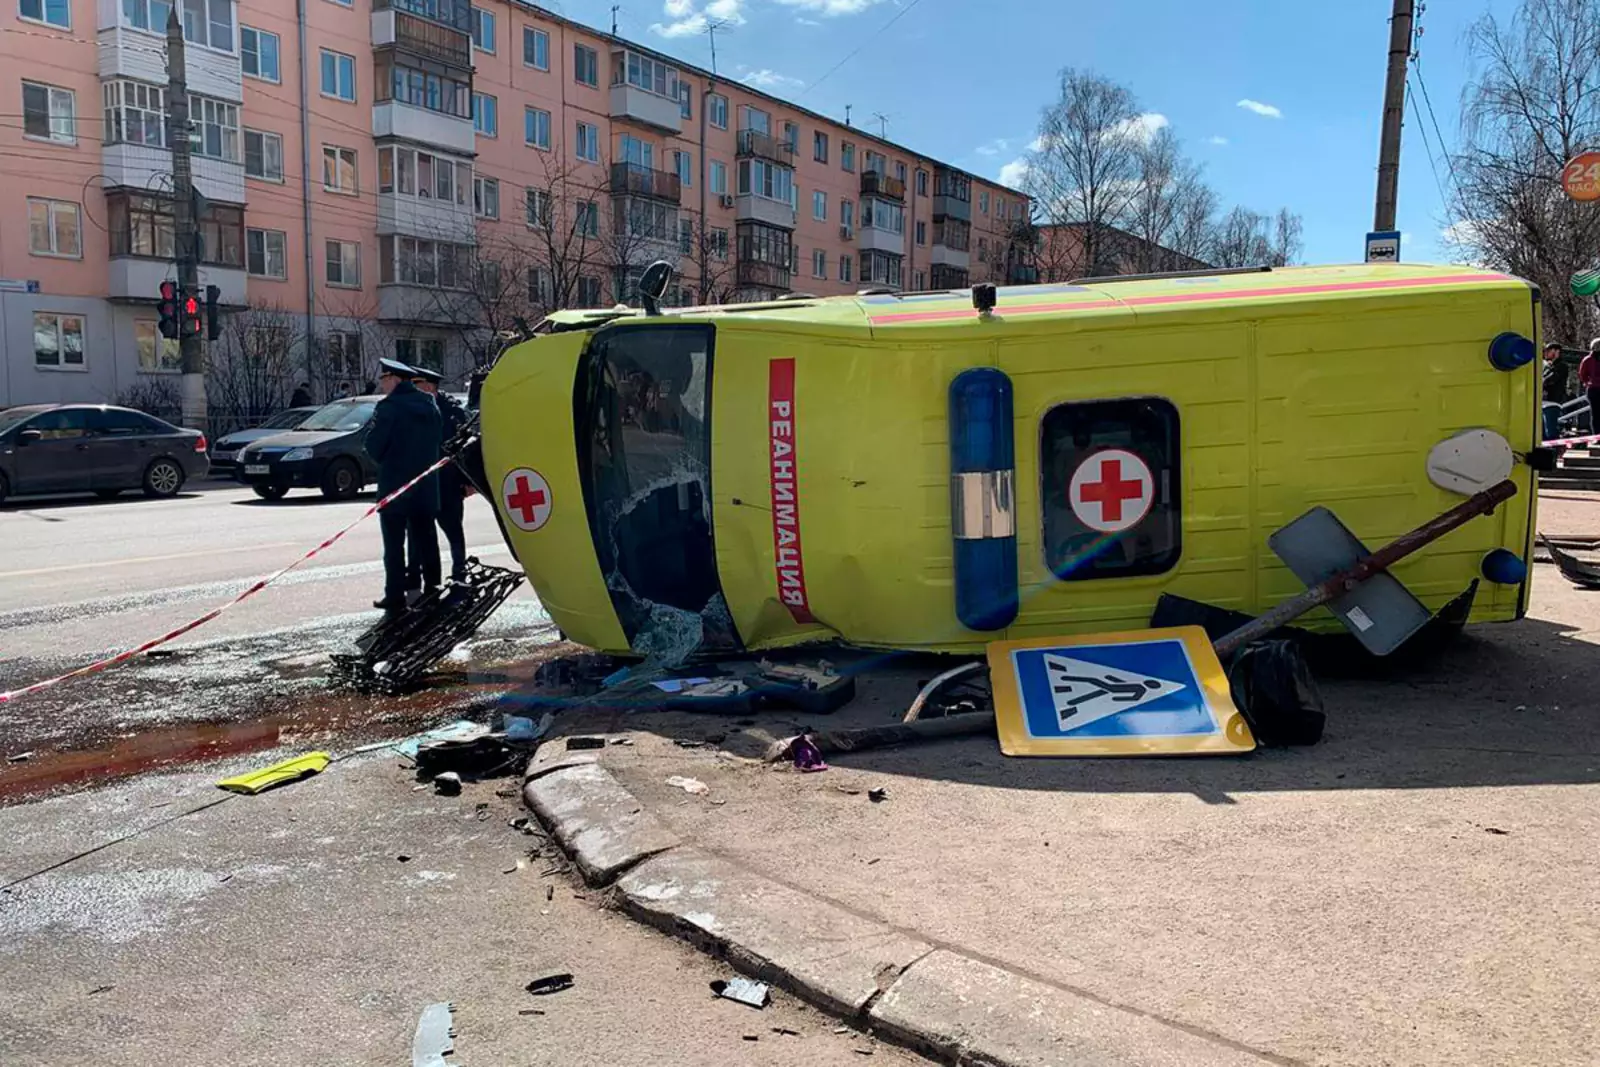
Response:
101,142,245,205
930,264,969,290
736,129,796,165
377,191,476,244
98,27,241,103
378,284,471,325
1008,264,1040,285
736,260,791,292
109,257,246,306
372,101,475,155
372,10,472,69
610,162,681,204
609,84,682,134
371,0,472,34
860,170,905,202
735,194,796,230
857,224,904,255
929,243,969,270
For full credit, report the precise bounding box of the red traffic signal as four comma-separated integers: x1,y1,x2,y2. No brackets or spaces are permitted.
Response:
181,293,202,339
157,281,180,340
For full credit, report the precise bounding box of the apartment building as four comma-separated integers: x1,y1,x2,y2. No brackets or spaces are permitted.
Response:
0,0,1029,410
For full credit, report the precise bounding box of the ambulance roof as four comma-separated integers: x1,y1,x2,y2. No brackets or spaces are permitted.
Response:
545,263,1529,334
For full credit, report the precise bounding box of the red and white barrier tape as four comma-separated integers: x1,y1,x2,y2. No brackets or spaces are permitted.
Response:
1541,431,1600,450
0,455,457,705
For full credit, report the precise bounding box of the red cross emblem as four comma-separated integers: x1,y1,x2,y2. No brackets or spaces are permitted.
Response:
1068,449,1154,533
501,468,553,532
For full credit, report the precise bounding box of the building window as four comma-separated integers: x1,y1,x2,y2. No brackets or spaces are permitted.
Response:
914,270,926,290
995,196,1006,218
838,255,852,283
573,43,598,86
377,145,469,205
525,188,550,228
710,160,727,195
577,276,602,306
737,159,794,204
240,26,280,82
812,248,825,278
861,198,903,233
322,145,358,194
474,175,499,219
22,81,74,144
813,131,828,163
188,95,241,161
326,239,361,287
859,250,902,288
320,49,355,101
33,312,84,369
523,25,548,69
709,92,727,130
675,149,692,187
576,200,599,237
135,321,181,373
915,219,926,245
840,199,854,231
812,190,826,221
710,227,728,259
977,236,988,261
244,129,284,181
524,106,550,149
20,0,69,29
27,198,80,258
108,193,240,265
782,121,798,150
470,6,494,51
916,169,928,196
896,161,907,183
618,198,678,242
575,121,599,162
246,227,287,278
619,133,653,168
979,190,989,214
326,330,362,380
1041,397,1181,581
614,50,679,100
186,0,236,51
678,81,692,119
841,142,855,172
678,217,694,255
473,93,498,136
395,338,444,366
101,80,164,146
527,265,552,305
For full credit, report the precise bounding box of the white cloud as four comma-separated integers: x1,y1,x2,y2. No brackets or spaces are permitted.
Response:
1207,135,1229,146
740,67,805,90
1237,98,1283,119
796,16,821,24
998,157,1030,188
974,137,1010,158
1111,111,1168,144
651,0,745,38
774,0,886,13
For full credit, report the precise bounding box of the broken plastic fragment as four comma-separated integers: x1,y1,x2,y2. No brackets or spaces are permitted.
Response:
666,775,710,795
411,1002,459,1067
711,977,770,1008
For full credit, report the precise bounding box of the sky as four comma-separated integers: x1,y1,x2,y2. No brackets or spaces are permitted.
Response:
549,0,1524,266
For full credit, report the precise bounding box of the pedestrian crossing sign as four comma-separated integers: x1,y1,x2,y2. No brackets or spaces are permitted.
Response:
986,626,1255,757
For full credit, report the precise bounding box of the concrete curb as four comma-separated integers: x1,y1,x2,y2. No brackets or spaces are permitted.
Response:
524,761,1279,1067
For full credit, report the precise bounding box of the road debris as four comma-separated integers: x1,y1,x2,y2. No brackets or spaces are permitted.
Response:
710,977,770,1008
433,772,462,796
868,787,889,803
503,712,553,743
411,1001,459,1067
546,885,554,901
743,1034,760,1041
772,1026,801,1036
766,714,995,763
1484,826,1511,835
7,751,33,763
397,854,412,863
525,973,575,996
88,985,114,995
517,1008,546,1016
566,736,606,750
1542,534,1600,588
216,751,331,795
667,775,711,796
791,735,828,773
396,721,488,760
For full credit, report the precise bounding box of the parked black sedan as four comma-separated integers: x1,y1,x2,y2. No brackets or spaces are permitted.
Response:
236,396,379,501
209,406,320,475
0,403,209,505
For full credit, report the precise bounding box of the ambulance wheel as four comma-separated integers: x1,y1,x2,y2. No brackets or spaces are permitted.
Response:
142,458,185,498
253,484,289,501
320,458,362,500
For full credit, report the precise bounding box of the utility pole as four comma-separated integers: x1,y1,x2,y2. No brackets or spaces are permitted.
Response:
1373,0,1414,233
166,9,206,430
610,4,618,35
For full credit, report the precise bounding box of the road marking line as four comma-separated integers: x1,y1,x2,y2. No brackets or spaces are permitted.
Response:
0,543,301,580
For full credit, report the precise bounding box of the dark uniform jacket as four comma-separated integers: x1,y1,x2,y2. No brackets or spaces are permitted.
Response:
435,391,469,491
366,380,441,516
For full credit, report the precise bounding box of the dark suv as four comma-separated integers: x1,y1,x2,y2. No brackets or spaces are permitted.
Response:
0,404,209,504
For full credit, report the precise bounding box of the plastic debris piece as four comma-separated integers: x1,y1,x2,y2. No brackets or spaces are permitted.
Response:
216,752,331,795
609,737,634,746
396,721,489,760
566,736,606,750
518,1008,545,1016
652,676,713,693
868,787,889,803
772,1026,801,1036
412,1002,459,1067
667,775,710,796
525,973,575,996
503,712,554,743
710,977,770,1009
433,772,462,796
791,735,828,773
7,751,33,763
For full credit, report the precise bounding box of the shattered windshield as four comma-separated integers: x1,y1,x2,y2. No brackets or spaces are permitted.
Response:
298,400,376,433
576,323,734,660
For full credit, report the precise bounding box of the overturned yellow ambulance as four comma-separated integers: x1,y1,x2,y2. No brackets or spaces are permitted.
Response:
477,263,1541,658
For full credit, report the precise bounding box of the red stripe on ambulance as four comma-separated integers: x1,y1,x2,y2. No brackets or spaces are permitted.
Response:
768,357,814,624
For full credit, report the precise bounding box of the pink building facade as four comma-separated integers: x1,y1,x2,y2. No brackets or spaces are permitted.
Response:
0,0,1030,410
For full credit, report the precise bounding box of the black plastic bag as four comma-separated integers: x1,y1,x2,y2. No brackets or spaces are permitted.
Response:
1228,639,1326,746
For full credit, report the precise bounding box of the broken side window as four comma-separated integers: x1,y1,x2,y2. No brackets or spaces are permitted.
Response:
1040,397,1182,581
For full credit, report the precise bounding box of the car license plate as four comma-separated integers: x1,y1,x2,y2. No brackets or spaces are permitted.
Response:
245,464,269,475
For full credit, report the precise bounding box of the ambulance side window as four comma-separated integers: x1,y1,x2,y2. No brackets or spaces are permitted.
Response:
1040,397,1180,581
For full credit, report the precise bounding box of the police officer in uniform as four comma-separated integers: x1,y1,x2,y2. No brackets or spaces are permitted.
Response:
365,357,441,611
408,365,470,583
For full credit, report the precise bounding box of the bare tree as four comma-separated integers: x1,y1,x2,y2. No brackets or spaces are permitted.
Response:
1207,205,1303,268
1167,172,1219,265
520,152,614,310
679,212,737,305
1449,0,1600,344
207,300,302,433
115,377,182,423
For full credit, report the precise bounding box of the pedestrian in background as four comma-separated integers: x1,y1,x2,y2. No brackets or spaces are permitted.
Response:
1582,340,1600,434
365,357,441,612
1543,343,1566,442
289,381,312,408
409,365,470,584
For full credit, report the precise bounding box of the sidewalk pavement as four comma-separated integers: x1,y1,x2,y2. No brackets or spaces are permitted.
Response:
519,569,1600,1067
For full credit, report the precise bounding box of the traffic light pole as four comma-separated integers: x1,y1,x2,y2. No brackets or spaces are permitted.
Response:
166,9,206,430
1373,0,1414,233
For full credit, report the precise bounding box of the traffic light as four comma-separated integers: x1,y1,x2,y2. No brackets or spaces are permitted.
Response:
181,290,202,339
204,284,221,341
157,281,179,340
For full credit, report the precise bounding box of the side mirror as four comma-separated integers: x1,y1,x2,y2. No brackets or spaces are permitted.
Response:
17,428,41,446
637,260,674,316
